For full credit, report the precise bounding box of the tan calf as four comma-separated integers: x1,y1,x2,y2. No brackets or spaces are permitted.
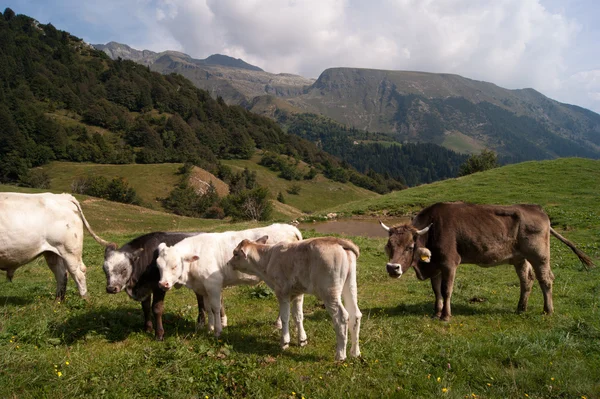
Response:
229,236,362,361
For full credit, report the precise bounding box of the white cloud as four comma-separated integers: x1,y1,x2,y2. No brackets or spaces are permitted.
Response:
9,0,600,113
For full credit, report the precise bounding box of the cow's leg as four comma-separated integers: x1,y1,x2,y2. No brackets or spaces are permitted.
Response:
207,287,223,337
514,259,535,313
196,293,207,329
277,294,291,350
204,294,215,332
60,253,88,298
530,258,555,315
291,294,307,347
220,295,227,328
342,275,362,358
324,297,349,361
430,271,443,319
44,252,68,301
440,266,457,321
141,296,153,333
152,289,166,340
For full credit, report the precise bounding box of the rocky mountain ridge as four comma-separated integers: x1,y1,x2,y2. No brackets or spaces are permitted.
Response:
95,42,600,161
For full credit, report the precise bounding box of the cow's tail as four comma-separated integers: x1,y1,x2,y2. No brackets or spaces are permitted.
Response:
550,227,595,270
71,198,113,248
338,238,360,259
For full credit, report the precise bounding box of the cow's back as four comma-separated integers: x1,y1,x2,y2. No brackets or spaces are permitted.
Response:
413,202,550,265
0,193,82,266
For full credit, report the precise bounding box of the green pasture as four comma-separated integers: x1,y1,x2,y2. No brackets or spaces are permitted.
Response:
1,158,599,398
221,158,378,214
38,162,183,210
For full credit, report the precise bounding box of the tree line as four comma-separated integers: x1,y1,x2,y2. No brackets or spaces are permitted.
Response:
0,9,402,201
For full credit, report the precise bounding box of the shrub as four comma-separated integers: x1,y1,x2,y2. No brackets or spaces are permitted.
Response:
287,184,301,195
71,175,141,205
277,191,286,203
459,149,499,176
222,186,272,221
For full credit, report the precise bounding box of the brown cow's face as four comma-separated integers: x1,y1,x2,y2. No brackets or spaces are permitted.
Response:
381,222,432,279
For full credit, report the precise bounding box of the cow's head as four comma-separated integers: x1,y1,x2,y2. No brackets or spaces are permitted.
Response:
103,244,143,294
156,243,197,291
228,236,269,274
380,221,432,279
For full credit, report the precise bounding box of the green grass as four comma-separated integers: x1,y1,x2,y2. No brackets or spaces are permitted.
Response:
1,158,600,398
440,130,485,154
221,158,378,215
38,161,183,210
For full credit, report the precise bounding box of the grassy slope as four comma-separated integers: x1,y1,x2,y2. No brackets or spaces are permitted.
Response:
38,162,183,210
333,157,600,228
1,158,599,398
221,157,378,214
39,158,378,219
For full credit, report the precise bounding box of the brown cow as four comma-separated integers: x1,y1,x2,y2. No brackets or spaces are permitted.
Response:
380,202,595,321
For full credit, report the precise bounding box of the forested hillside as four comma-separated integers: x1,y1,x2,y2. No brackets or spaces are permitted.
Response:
0,10,401,194
278,112,468,186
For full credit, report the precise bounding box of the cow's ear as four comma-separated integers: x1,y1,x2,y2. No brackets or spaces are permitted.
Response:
255,235,269,244
183,255,200,263
240,248,248,259
130,248,144,261
416,247,432,263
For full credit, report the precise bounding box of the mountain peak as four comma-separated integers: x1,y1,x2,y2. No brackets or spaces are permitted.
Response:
203,54,263,71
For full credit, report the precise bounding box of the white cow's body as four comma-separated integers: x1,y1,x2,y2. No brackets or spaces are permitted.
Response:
0,192,110,298
229,236,362,361
156,223,302,336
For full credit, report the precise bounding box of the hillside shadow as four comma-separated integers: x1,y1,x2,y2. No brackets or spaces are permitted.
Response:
0,295,36,306
50,306,194,344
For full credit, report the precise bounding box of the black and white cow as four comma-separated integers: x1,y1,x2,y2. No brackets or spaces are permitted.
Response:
102,231,223,340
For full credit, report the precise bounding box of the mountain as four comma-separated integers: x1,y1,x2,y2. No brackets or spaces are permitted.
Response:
94,42,314,106
97,42,600,163
288,68,600,161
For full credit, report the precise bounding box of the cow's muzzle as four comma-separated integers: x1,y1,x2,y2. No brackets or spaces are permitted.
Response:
386,263,403,278
158,281,172,291
106,285,121,294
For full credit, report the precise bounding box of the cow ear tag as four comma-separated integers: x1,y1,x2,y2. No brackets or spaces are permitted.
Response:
417,247,432,263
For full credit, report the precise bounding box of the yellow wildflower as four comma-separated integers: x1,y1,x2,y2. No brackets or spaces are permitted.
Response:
66,361,70,365
437,377,441,382
551,377,554,381
442,388,448,393
57,371,63,377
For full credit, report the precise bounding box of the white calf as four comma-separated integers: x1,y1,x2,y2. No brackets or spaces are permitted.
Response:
229,236,362,361
155,223,302,336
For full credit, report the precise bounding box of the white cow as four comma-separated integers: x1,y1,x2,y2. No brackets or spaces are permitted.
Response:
156,223,302,336
228,236,362,361
0,192,111,298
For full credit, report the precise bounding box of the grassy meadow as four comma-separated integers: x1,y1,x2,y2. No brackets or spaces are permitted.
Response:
1,158,599,398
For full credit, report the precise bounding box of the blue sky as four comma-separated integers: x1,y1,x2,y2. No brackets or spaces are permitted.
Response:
5,0,600,114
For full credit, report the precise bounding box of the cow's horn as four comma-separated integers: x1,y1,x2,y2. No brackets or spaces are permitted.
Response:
379,220,390,232
416,224,432,235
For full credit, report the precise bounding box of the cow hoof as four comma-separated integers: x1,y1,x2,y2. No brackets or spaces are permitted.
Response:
281,342,290,350
221,316,228,328
155,335,164,341
299,339,308,347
